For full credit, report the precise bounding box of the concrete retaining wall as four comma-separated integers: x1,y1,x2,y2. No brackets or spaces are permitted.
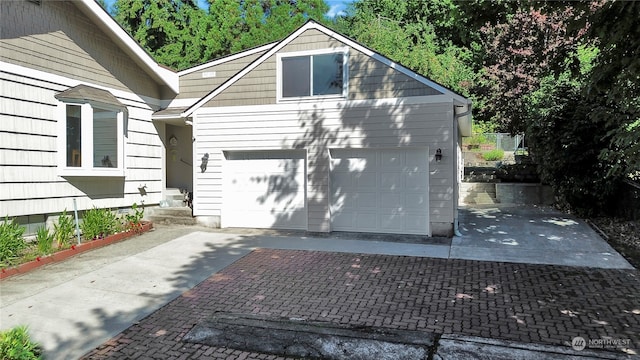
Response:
495,183,554,205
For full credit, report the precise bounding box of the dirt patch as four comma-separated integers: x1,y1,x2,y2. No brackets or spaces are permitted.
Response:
590,217,640,270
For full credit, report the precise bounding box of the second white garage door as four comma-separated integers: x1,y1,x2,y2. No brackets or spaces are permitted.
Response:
330,148,430,235
223,150,307,230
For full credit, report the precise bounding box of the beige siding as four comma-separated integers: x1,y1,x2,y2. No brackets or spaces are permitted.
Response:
193,98,455,233
0,69,164,218
0,0,161,99
177,51,266,100
205,57,278,107
205,28,441,107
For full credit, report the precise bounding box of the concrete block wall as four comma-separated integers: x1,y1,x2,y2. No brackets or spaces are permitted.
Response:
495,183,554,206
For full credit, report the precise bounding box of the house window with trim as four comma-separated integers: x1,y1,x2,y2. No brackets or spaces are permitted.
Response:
278,48,348,100
56,85,126,177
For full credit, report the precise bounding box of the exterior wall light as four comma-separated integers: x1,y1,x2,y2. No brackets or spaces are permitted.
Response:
435,148,443,162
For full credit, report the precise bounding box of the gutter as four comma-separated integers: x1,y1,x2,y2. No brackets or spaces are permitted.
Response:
453,104,472,237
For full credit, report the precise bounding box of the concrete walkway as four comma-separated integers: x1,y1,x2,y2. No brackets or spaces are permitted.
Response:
0,205,635,359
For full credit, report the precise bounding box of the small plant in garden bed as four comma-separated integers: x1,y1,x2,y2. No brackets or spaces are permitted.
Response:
54,209,75,249
0,325,43,360
0,216,27,267
1,204,151,274
124,203,145,232
36,226,54,256
482,149,505,161
81,207,120,240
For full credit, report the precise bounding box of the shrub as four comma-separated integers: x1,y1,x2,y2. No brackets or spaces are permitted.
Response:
124,203,144,231
53,210,75,249
81,207,118,240
0,217,26,265
0,326,42,360
35,226,54,256
482,149,504,161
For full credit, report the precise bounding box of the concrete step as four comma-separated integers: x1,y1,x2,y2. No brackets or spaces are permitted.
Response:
147,215,198,226
463,174,498,183
460,182,498,205
152,207,192,217
460,183,497,193
164,188,186,202
146,206,196,225
473,193,498,205
159,199,185,207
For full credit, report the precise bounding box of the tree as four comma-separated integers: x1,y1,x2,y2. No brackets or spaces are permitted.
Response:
526,77,619,216
574,1,640,180
205,0,330,59
112,0,330,70
113,0,204,70
335,0,476,97
474,3,585,134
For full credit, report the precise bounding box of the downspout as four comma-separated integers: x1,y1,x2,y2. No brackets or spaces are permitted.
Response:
453,105,472,237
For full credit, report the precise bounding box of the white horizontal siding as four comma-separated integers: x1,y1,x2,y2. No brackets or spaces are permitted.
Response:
0,114,57,135
193,97,455,232
0,67,164,217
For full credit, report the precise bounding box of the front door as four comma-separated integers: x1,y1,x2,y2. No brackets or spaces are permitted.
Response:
165,123,193,192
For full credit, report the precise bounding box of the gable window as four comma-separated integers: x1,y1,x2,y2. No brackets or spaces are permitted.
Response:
278,48,348,101
56,85,126,177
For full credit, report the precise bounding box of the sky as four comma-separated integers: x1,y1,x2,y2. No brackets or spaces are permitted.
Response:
103,0,354,18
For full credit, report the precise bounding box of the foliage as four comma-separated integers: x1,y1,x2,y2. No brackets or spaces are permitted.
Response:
124,203,145,231
335,0,477,97
0,326,42,360
482,149,504,161
474,3,586,134
496,163,539,183
526,83,619,216
573,1,640,180
81,208,119,240
0,217,26,265
53,210,75,249
113,0,203,70
113,0,329,70
35,226,54,256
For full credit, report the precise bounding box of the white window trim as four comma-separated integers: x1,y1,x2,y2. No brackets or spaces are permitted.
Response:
56,101,126,177
276,47,349,103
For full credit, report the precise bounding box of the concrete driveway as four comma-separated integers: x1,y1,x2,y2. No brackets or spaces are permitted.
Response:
451,204,633,269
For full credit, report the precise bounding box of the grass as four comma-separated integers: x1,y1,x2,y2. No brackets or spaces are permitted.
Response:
482,149,505,161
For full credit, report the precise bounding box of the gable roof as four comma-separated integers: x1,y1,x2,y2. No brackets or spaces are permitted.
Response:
74,0,179,94
180,20,471,118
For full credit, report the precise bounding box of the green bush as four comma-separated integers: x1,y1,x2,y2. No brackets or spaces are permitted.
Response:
53,210,75,249
35,226,54,256
81,207,119,240
482,149,504,161
0,216,27,265
0,326,42,360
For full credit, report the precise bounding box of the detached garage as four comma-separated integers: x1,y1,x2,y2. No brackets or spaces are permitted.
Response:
176,20,472,237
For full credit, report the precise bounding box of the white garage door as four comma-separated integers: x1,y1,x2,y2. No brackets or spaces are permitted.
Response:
330,148,430,235
223,150,307,230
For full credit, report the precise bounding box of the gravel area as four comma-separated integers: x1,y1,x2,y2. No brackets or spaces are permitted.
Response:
590,217,640,270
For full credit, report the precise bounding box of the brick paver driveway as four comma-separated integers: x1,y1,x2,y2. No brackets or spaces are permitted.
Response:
84,249,639,359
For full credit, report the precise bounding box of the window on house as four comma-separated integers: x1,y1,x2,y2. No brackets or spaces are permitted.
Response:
56,85,125,177
279,49,348,100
